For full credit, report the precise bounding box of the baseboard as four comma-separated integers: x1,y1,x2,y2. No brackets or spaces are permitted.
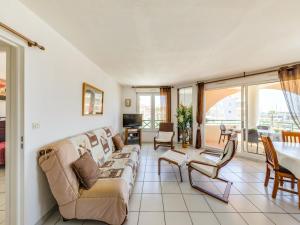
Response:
34,205,58,225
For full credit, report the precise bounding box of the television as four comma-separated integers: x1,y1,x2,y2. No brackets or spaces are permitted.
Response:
123,114,143,128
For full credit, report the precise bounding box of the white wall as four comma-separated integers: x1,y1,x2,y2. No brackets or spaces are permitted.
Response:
0,1,122,224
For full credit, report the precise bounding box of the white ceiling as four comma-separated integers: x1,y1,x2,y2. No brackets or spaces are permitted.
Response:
20,0,300,85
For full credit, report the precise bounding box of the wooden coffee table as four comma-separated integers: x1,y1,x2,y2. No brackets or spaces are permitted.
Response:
158,149,186,182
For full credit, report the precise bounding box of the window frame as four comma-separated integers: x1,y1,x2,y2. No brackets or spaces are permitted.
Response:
177,86,193,143
137,92,162,131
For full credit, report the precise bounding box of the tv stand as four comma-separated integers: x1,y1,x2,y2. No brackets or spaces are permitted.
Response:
124,128,141,146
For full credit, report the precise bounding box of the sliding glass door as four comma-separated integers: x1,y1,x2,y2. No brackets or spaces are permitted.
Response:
244,82,298,154
204,86,244,152
204,80,298,155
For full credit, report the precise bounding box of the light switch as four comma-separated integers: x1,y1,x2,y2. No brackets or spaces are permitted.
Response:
32,122,40,129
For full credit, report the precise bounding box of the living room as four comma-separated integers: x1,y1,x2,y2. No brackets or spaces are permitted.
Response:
1,1,300,225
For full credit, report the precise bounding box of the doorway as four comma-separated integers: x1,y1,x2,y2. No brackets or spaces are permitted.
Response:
204,86,243,152
0,43,8,225
244,82,297,154
203,76,296,156
0,39,24,225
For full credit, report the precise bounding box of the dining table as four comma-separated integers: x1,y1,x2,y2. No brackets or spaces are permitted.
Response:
273,142,300,178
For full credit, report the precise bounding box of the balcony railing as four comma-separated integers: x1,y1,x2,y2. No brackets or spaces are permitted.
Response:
205,119,240,125
205,119,298,131
142,120,164,129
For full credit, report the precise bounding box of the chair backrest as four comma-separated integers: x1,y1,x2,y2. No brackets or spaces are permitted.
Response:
220,124,226,132
257,125,269,130
261,136,279,170
247,129,259,142
282,130,300,143
159,122,174,132
218,133,238,166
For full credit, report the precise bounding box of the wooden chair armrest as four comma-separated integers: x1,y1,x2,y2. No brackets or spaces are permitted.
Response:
171,149,185,155
171,131,175,141
199,151,222,157
188,160,218,168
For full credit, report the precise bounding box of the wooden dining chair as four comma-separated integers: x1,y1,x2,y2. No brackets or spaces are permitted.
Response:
282,131,300,143
261,136,299,207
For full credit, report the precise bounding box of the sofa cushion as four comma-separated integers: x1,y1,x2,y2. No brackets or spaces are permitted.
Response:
94,128,113,161
112,133,125,150
98,144,140,193
77,178,129,225
72,152,98,189
69,134,92,156
83,131,106,166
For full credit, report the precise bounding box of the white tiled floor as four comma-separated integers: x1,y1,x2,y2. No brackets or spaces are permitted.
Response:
43,144,300,225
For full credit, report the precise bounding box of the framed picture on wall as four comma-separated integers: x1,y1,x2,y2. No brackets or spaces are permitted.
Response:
125,98,131,107
82,82,104,116
0,79,6,100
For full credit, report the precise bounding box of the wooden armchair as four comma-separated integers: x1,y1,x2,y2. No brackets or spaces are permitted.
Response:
154,122,175,150
187,134,238,203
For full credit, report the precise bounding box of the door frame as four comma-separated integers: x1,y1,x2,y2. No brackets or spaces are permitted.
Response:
203,85,244,152
0,37,25,225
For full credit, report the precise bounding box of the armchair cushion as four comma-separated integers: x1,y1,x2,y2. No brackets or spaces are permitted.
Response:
188,153,219,178
155,131,174,142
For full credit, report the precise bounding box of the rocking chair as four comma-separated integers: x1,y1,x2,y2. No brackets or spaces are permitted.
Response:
187,134,238,203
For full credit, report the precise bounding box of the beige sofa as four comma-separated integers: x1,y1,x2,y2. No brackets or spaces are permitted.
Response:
39,127,140,225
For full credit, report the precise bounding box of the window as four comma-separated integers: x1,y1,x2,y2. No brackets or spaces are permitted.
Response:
205,91,241,125
178,87,193,107
137,93,166,130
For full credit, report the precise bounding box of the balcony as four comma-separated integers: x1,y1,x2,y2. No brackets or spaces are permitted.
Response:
142,120,164,129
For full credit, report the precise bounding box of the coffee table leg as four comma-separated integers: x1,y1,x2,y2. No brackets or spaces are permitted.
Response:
158,158,162,176
178,165,183,182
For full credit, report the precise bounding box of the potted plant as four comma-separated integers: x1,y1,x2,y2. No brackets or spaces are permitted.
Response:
176,104,193,148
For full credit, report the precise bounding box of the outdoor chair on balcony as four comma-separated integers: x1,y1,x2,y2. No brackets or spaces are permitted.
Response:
218,124,232,143
187,134,238,203
257,125,270,130
154,122,175,150
243,128,260,153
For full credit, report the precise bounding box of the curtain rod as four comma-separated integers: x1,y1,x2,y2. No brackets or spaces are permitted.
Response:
131,86,174,88
197,62,300,85
0,22,45,50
